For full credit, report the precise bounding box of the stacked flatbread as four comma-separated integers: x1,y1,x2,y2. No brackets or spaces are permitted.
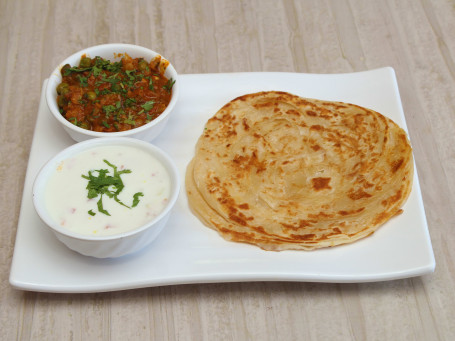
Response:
186,91,413,251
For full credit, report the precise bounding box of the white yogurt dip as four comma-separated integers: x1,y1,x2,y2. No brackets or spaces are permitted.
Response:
44,145,171,236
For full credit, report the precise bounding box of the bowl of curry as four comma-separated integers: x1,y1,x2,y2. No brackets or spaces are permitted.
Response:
46,44,179,142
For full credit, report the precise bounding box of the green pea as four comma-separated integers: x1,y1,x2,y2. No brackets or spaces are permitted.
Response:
86,91,97,101
57,95,68,108
56,82,69,95
61,64,71,76
79,57,92,68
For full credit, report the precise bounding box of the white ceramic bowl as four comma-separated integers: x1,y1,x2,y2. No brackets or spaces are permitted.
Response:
45,43,179,142
33,137,180,258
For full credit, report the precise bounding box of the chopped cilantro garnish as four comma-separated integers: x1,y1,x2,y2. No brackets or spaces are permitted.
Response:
125,98,136,107
69,117,80,126
97,197,110,216
96,75,119,86
81,159,143,216
141,100,155,111
123,118,136,125
63,66,92,76
132,192,144,207
102,104,118,117
92,57,122,73
91,65,103,77
105,61,122,73
125,69,136,81
163,78,175,92
77,75,88,87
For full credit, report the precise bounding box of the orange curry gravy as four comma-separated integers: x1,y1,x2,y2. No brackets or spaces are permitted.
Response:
56,54,175,132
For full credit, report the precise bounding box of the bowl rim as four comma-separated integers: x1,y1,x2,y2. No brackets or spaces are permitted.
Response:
45,43,179,138
33,137,180,241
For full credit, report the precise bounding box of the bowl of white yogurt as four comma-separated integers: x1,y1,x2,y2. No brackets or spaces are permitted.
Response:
33,137,180,258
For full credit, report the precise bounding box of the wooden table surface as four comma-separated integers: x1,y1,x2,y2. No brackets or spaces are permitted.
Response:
1,0,454,340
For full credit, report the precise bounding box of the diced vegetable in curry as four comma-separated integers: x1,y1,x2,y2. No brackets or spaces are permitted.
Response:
56,54,175,132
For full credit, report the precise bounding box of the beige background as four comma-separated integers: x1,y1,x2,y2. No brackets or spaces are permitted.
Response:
1,0,454,340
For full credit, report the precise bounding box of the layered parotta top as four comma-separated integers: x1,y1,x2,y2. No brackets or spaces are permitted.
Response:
186,91,413,251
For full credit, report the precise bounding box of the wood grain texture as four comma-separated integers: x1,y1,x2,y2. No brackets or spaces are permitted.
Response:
1,0,454,340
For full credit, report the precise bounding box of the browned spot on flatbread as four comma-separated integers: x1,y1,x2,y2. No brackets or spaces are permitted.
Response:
311,177,332,191
348,189,372,200
391,158,404,173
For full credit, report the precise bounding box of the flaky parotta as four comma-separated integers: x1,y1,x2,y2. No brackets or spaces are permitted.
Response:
186,91,413,251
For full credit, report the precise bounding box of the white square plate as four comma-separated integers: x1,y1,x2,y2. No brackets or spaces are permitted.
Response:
10,69,435,293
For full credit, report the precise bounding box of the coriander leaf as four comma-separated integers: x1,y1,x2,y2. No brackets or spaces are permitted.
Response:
91,65,103,77
125,69,136,81
163,78,175,92
125,98,136,107
82,159,145,216
77,75,88,87
106,61,122,72
132,192,144,207
97,196,111,216
103,159,118,172
93,57,122,73
96,74,119,86
69,117,79,126
141,100,155,111
87,188,99,199
88,209,96,216
103,105,117,116
63,66,92,76
123,118,136,125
